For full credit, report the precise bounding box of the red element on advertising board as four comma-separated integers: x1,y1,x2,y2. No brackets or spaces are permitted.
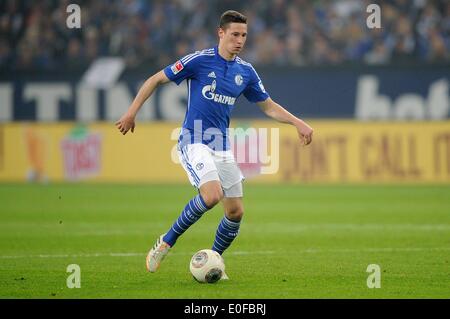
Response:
61,133,102,180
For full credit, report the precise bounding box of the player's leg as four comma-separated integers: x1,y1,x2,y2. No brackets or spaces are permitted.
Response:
210,150,245,256
161,179,223,247
146,182,221,273
146,144,222,272
162,144,224,246
198,180,224,208
211,184,244,255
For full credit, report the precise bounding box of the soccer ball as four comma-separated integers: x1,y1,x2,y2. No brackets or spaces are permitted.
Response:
190,249,225,283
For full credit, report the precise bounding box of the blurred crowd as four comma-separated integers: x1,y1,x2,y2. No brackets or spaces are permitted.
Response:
0,0,449,71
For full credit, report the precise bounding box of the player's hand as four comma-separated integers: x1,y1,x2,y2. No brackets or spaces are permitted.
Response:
115,112,136,135
296,120,313,146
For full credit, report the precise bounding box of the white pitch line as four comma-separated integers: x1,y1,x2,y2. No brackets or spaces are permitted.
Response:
1,223,448,238
253,223,450,231
0,247,449,259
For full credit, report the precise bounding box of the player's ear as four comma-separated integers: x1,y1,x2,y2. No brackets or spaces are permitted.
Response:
218,27,225,39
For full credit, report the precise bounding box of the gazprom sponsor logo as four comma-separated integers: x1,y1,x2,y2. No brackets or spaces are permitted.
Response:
201,85,236,106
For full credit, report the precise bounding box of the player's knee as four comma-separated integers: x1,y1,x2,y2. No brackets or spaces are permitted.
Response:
201,187,223,208
226,206,244,222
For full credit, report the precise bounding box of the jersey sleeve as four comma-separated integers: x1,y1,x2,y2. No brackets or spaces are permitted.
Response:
163,52,200,85
243,66,270,103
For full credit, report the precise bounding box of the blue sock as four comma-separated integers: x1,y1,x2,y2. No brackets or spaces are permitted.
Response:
163,194,210,247
212,216,241,255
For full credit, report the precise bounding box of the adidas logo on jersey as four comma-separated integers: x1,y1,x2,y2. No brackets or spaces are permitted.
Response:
208,71,216,78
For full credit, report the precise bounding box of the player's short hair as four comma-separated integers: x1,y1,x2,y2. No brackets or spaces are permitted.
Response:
219,10,247,29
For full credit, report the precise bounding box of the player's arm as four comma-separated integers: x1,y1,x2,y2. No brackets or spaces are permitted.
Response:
115,70,170,135
257,97,314,145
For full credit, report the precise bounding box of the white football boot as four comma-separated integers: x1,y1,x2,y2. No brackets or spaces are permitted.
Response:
146,234,171,273
219,254,229,280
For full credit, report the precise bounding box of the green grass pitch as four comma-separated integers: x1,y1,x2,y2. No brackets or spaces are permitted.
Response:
0,183,449,298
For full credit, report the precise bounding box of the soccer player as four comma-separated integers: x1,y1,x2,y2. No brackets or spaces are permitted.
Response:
115,10,313,275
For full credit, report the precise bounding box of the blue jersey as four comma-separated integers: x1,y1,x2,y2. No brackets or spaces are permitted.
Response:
163,46,269,151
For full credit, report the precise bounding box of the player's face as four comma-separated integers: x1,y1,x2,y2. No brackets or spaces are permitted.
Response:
218,23,247,55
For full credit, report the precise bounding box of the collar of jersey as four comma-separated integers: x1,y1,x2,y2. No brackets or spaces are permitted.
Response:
214,46,236,64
